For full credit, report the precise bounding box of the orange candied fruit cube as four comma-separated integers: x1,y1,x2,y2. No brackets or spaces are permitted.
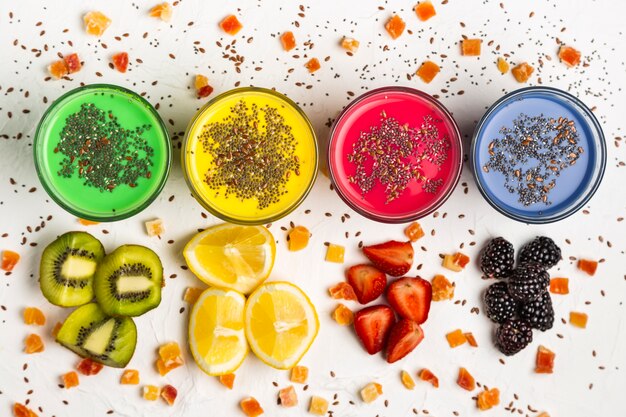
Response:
325,243,345,263
512,62,534,83
184,287,204,304
461,39,482,56
535,345,555,374
537,413,551,417
305,58,321,73
549,278,569,295
278,385,298,407
288,226,311,251
464,332,478,347
569,311,588,328
120,369,140,385
83,11,112,37
578,259,598,276
360,382,383,403
63,53,82,74
62,371,80,389
418,368,439,388
24,334,44,354
149,2,173,22
52,322,63,338
341,37,360,53
404,222,425,242
558,45,581,68
161,384,178,406
442,252,470,272
385,15,406,40
157,341,184,375
78,218,99,226
401,370,416,390
48,60,68,80
219,373,235,389
2,250,20,272
416,60,440,83
240,397,264,417
309,396,329,416
77,358,104,376
457,367,475,391
219,15,243,36
415,1,436,21
280,31,296,51
332,303,354,326
446,329,467,348
24,307,46,326
145,218,165,237
13,403,38,417
497,57,509,74
328,282,357,301
143,385,160,401
432,274,454,301
477,388,500,410
290,365,309,384
112,52,129,73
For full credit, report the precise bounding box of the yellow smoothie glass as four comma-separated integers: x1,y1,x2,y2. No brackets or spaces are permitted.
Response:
182,87,318,224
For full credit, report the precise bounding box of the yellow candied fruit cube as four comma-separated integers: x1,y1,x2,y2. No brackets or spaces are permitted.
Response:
431,274,454,301
195,74,209,90
332,304,354,326
401,370,415,390
497,57,509,74
341,37,360,53
360,382,383,403
159,342,183,366
325,243,345,263
309,396,329,415
290,366,309,384
442,253,470,272
145,218,165,237
121,369,140,385
569,311,588,328
183,287,204,304
143,385,160,401
149,2,173,22
279,385,298,407
83,11,112,37
288,226,311,251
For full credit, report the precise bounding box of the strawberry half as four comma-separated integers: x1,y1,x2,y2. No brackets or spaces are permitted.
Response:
386,319,424,363
363,241,414,277
354,305,395,355
386,277,432,324
346,264,387,304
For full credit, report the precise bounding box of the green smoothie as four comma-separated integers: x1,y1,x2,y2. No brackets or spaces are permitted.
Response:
35,85,171,221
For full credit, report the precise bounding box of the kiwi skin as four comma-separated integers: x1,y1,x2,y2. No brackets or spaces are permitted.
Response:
94,244,163,317
40,231,105,307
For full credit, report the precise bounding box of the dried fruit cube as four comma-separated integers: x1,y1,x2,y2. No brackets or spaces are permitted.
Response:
183,287,204,304
121,369,140,385
497,57,509,74
309,396,328,415
400,370,415,390
24,307,46,326
332,303,354,326
159,342,183,367
219,15,243,35
62,371,79,389
63,53,82,74
197,85,214,98
52,322,63,338
464,332,478,347
24,334,44,354
415,1,436,21
112,52,129,73
13,403,38,417
537,413,551,417
77,358,104,375
443,253,469,272
549,278,569,294
240,397,264,417
305,58,321,73
418,368,439,387
535,345,555,374
477,388,500,410
404,222,425,242
149,3,173,21
161,384,178,406
341,37,360,53
78,218,99,226
145,218,165,237
385,15,405,39
360,382,383,403
558,45,581,67
290,365,309,384
457,367,475,391
569,311,588,328
280,31,296,51
288,226,310,251
461,39,482,56
416,60,440,83
194,75,214,98
279,385,298,407
512,62,534,83
431,274,454,301
328,282,357,301
219,373,235,389
325,243,345,263
578,259,597,276
48,60,68,80
446,329,467,348
83,11,112,37
143,385,160,401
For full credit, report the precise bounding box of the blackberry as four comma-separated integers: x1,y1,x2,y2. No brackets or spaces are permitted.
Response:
519,292,554,331
519,236,561,269
484,282,519,323
508,263,550,303
480,237,515,278
495,319,533,356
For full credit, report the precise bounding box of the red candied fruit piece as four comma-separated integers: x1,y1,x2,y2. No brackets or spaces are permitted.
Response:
2,250,20,271
418,368,439,387
219,15,242,35
578,259,597,276
280,31,296,51
328,282,357,301
415,1,436,21
558,45,581,67
549,278,569,294
535,345,555,374
457,367,475,391
112,52,129,73
197,85,214,98
77,358,104,375
161,384,178,406
385,15,406,39
63,53,82,74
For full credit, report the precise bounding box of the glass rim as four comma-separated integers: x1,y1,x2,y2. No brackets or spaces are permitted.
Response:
33,83,172,222
470,86,607,224
181,86,319,225
327,86,463,224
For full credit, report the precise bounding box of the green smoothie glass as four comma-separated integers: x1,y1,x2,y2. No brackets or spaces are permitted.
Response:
34,84,171,222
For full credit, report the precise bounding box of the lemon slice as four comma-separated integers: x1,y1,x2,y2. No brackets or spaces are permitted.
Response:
183,224,276,294
188,288,248,376
245,282,319,369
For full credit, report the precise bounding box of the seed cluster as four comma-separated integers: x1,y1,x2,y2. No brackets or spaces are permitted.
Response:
483,113,583,206
55,248,96,288
107,263,153,301
347,112,450,203
56,102,155,192
199,100,300,210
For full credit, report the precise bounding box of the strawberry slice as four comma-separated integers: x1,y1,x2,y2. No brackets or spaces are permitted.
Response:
346,264,387,304
386,319,424,363
354,305,395,355
386,277,432,323
363,241,414,277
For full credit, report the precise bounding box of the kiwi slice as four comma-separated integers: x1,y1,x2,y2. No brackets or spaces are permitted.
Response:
94,245,163,317
40,231,105,307
56,303,137,368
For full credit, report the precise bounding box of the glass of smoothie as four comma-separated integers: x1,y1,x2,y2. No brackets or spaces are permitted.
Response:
471,86,606,223
182,87,318,225
34,84,171,222
327,86,463,223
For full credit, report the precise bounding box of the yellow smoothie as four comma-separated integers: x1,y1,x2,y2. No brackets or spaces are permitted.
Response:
183,88,317,224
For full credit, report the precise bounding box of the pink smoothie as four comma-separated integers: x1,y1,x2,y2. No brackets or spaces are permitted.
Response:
328,87,462,222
